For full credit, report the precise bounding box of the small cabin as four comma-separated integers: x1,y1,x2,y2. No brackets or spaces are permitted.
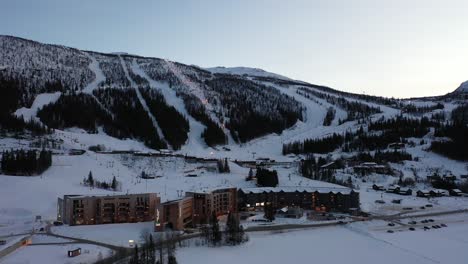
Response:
398,188,412,196
449,189,463,196
68,248,81,258
372,184,385,191
416,190,431,198
386,185,400,194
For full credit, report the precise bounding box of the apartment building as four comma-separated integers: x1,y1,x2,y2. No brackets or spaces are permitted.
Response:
186,187,238,226
57,193,160,225
155,196,193,231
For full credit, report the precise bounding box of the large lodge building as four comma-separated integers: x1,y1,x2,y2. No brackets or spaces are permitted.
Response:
58,186,359,231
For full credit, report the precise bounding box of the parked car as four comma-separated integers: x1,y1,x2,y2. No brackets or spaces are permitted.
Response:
387,230,394,233
388,223,395,226
409,227,415,231
53,221,63,226
408,221,417,225
423,226,430,230
441,224,447,227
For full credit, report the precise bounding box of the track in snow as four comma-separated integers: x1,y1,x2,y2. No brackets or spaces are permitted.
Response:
118,55,169,148
130,59,210,154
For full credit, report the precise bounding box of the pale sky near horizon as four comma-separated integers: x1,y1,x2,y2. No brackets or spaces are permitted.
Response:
1,0,468,98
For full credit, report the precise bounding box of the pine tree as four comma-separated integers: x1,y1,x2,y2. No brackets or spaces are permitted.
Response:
87,171,94,187
210,211,221,246
168,255,178,264
111,176,118,190
224,158,230,173
264,202,276,221
148,234,155,264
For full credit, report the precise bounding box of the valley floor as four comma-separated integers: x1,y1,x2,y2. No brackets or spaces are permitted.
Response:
178,212,468,264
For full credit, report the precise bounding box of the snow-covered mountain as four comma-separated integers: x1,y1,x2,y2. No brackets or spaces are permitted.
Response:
206,66,293,81
455,80,468,93
0,35,466,155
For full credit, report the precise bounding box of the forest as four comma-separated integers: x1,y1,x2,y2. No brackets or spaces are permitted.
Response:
1,149,52,176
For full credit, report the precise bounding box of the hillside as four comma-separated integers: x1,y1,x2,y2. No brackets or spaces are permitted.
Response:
1,36,468,263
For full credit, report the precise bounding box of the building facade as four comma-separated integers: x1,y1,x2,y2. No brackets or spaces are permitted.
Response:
238,187,359,213
155,196,194,231
187,188,238,225
57,193,160,225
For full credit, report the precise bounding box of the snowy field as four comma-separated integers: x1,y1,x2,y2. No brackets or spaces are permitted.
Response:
0,243,112,264
178,214,468,264
51,221,154,247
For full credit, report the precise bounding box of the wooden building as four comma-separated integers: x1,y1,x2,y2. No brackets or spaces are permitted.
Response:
237,187,359,213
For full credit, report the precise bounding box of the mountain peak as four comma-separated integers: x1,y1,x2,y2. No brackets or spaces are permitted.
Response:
206,66,292,81
455,81,468,93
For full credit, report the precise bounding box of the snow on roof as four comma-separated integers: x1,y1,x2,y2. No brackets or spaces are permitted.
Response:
66,193,156,199
451,189,462,192
239,186,354,194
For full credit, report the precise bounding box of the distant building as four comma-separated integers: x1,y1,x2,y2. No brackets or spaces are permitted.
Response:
353,162,391,175
277,206,303,219
449,189,463,196
372,184,385,191
57,193,160,225
416,190,431,198
238,187,359,213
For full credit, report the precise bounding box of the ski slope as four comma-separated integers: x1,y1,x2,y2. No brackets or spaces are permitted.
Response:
118,55,168,148
130,59,210,154
14,92,61,122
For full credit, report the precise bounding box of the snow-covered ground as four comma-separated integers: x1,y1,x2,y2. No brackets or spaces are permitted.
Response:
51,221,154,247
0,243,112,264
178,213,468,264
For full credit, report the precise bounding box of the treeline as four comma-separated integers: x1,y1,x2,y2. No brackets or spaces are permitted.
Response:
0,75,51,135
206,76,303,143
201,211,248,247
39,89,168,150
82,171,120,191
368,115,435,138
283,133,343,155
297,87,381,123
299,155,352,187
256,168,279,187
1,149,52,175
139,87,189,150
217,158,230,173
38,93,112,133
431,122,468,161
402,102,444,114
284,115,436,155
94,88,167,149
181,93,227,147
323,107,336,126
451,104,468,124
352,150,413,163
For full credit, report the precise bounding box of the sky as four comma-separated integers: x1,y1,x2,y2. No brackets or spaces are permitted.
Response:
1,0,468,98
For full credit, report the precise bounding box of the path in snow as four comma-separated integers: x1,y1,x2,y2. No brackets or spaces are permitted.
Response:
14,92,62,123
118,55,168,148
164,60,235,145
82,53,106,94
81,52,115,119
130,59,210,154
